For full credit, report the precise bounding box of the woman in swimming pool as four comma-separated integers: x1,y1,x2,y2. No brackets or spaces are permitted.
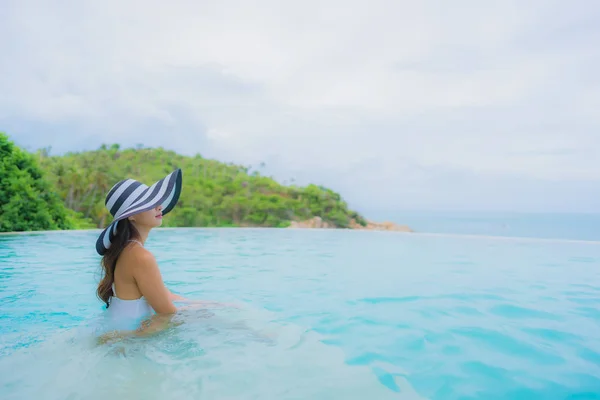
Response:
95,169,227,339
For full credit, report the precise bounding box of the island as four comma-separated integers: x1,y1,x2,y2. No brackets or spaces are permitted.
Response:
0,132,412,233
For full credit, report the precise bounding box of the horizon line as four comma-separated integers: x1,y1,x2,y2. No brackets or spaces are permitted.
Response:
1,227,598,245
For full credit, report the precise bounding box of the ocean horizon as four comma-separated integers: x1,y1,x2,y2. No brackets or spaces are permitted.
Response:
1,211,598,244
365,210,600,242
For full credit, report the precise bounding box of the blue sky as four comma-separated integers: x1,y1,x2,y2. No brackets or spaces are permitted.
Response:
1,0,599,214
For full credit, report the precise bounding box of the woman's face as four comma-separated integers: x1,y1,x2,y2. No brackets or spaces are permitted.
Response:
130,205,163,228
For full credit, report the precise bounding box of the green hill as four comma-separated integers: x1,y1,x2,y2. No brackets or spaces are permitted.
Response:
0,133,93,232
0,132,368,232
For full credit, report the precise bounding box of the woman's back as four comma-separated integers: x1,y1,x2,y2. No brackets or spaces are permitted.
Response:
113,240,146,300
106,240,154,322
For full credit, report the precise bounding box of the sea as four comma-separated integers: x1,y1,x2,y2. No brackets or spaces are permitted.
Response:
374,211,600,242
0,212,599,399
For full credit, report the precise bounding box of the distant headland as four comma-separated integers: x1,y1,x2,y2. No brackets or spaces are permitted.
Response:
289,216,412,232
0,132,412,234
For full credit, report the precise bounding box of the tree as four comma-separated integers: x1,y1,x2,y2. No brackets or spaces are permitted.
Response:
5,133,368,231
0,133,92,232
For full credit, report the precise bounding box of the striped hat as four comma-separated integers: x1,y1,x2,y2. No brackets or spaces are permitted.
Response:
95,169,183,255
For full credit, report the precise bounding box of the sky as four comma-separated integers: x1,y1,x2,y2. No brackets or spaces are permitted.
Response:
1,0,599,215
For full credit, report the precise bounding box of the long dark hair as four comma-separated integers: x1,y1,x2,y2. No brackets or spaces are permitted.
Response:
97,219,141,308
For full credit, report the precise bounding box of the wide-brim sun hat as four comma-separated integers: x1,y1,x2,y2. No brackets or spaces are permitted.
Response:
95,168,183,256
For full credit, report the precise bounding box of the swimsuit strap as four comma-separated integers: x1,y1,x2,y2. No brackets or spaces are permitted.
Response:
110,282,116,302
127,239,144,247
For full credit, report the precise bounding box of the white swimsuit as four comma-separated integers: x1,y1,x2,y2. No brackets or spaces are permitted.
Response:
104,240,154,327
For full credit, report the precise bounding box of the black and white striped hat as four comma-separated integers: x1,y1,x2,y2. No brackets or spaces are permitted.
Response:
95,169,183,255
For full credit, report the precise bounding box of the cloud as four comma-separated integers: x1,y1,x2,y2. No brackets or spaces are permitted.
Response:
1,0,599,212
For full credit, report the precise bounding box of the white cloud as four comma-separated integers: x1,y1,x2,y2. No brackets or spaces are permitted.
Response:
1,0,599,212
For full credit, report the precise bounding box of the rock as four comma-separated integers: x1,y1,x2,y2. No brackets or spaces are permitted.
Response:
350,218,413,232
288,216,335,229
288,217,412,232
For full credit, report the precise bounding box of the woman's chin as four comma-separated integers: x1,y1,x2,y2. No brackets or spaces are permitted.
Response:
143,219,163,229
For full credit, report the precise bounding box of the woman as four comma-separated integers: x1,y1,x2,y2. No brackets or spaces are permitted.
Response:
95,169,223,340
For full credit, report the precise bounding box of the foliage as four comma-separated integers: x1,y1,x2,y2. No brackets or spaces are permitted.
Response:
33,143,368,229
0,133,94,232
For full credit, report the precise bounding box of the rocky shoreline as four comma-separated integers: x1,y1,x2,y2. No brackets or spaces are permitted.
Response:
288,216,413,232
0,218,413,234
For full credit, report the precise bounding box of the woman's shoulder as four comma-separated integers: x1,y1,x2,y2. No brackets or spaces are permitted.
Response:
120,244,157,270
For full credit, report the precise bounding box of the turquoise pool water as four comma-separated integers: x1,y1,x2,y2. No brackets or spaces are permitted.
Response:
1,228,599,399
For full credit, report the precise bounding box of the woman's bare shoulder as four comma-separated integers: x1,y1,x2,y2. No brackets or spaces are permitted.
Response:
119,244,157,270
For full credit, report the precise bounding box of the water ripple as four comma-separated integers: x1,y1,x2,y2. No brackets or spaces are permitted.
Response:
488,304,562,320
1,229,600,399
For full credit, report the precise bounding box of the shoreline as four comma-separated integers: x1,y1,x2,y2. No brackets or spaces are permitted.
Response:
287,216,413,232
0,217,413,236
1,227,599,245
0,224,413,236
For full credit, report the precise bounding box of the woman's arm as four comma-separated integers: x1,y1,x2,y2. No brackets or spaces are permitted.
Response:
131,250,179,336
168,290,189,302
133,313,182,336
96,313,181,343
167,289,240,308
178,299,242,309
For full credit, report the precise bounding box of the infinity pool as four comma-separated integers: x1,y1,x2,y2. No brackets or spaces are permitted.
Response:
1,228,599,399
